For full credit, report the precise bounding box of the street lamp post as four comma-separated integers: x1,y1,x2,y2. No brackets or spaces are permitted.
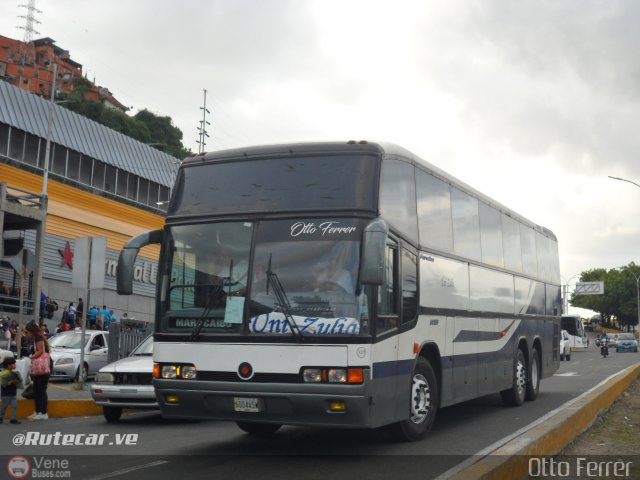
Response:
562,274,581,314
608,175,640,189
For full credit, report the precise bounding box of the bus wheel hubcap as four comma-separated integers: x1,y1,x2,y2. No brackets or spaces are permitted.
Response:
516,361,526,395
410,374,430,424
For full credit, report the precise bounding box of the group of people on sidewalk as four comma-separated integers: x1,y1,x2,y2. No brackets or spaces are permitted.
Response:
1,321,50,424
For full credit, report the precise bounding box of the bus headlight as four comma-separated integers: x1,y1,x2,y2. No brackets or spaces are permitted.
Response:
181,366,197,379
303,368,323,382
301,367,365,384
328,369,347,383
161,365,178,379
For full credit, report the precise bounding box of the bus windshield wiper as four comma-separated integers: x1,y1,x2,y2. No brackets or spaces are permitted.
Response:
190,283,223,341
266,254,301,338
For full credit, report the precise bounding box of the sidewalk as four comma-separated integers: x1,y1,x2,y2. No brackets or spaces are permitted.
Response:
12,380,102,419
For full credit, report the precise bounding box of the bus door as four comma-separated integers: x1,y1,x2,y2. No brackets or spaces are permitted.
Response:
372,240,400,425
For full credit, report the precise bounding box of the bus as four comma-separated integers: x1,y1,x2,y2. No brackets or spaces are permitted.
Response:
117,141,561,441
560,314,589,350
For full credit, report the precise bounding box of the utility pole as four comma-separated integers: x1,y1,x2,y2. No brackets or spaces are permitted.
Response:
196,89,211,154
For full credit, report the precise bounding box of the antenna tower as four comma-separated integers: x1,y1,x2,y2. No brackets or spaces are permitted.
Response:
196,89,211,154
17,0,41,66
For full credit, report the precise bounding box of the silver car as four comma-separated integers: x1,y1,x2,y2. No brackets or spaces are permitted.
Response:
90,335,156,422
49,330,109,381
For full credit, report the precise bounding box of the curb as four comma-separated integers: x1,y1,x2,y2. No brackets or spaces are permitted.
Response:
13,399,102,419
448,362,640,480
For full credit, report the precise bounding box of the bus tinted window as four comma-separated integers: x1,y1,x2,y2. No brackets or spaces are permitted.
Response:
520,224,538,277
401,249,418,323
479,203,504,268
380,160,418,242
171,155,378,216
451,187,481,261
416,169,453,251
502,214,522,273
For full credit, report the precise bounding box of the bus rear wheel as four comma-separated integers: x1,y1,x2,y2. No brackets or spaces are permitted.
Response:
236,421,282,437
501,348,527,406
525,347,540,401
389,357,438,442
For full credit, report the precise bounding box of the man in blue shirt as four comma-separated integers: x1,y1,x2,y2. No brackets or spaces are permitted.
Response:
87,306,98,330
100,306,112,331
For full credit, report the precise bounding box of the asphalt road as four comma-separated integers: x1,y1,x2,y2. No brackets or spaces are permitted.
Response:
2,344,638,480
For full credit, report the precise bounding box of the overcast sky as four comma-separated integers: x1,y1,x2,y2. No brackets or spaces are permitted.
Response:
1,0,638,315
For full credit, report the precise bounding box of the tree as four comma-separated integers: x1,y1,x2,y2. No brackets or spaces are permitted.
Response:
59,80,190,159
570,263,639,330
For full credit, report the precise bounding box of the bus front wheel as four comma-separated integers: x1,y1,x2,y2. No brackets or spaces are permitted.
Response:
236,421,282,437
389,357,438,442
501,348,527,406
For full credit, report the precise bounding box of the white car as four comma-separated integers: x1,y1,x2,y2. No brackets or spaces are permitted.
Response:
560,329,571,361
49,330,109,381
90,335,157,422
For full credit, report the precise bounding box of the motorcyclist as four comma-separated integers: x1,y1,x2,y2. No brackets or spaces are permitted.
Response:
600,332,609,357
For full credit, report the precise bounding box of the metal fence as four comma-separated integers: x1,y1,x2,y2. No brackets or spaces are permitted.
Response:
107,321,150,363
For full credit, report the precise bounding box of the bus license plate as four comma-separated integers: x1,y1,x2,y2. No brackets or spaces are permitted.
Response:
233,397,261,413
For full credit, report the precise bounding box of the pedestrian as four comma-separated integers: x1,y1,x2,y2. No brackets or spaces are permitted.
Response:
66,302,76,329
100,306,112,331
0,356,23,424
39,291,46,319
87,306,98,330
38,320,50,337
76,298,84,328
26,322,50,420
44,297,58,320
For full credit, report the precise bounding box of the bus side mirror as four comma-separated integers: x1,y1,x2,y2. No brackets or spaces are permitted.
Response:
360,219,388,286
117,229,163,295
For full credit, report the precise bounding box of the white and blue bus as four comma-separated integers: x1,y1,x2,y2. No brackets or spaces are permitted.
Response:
117,141,561,441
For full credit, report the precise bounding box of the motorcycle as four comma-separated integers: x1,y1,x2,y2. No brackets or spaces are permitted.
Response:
600,339,609,358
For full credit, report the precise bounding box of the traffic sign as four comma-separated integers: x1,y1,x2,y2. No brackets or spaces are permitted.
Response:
575,281,604,295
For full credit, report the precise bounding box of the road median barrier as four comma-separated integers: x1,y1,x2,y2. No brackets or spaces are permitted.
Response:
447,362,640,480
13,399,102,419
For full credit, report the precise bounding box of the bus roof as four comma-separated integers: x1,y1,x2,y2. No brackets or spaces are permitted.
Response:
182,140,556,241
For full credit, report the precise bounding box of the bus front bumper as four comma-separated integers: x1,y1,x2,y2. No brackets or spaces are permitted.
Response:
154,379,373,428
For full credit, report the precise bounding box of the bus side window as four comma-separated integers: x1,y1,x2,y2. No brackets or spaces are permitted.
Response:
377,243,398,333
401,249,418,323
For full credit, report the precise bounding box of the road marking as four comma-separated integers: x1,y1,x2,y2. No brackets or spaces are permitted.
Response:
554,372,578,376
84,460,168,480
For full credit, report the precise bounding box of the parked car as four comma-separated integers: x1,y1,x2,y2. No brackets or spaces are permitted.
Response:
559,329,571,361
49,330,109,381
90,335,157,422
615,333,638,353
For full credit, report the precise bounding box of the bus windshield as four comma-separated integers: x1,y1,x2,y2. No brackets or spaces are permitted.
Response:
159,219,370,337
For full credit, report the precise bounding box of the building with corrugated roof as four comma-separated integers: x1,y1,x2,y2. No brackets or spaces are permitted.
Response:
0,79,179,324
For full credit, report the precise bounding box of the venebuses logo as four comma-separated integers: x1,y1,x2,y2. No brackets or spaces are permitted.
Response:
7,456,30,479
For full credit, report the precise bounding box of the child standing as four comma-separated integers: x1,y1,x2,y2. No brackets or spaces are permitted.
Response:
1,357,23,424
